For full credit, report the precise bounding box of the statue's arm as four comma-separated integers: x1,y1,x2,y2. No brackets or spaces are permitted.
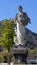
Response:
26,14,31,23
14,13,18,24
24,12,31,24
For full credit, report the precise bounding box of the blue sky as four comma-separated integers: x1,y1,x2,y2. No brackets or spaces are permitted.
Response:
0,0,37,33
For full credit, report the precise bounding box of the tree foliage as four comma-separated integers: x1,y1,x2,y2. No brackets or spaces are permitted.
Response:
0,19,15,50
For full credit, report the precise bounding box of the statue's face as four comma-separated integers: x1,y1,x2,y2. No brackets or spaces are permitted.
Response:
18,6,22,12
19,8,22,12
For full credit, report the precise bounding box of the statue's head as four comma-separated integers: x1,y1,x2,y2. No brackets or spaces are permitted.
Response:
18,6,23,12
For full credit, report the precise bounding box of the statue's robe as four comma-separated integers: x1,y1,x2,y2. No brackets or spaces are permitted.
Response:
14,12,30,45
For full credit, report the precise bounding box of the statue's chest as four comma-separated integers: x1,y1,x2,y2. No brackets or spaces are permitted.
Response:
17,13,25,21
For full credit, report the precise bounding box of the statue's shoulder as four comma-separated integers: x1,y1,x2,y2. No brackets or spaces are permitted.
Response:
15,13,18,20
16,12,27,16
22,12,30,22
22,12,27,16
16,13,18,16
15,13,19,19
22,12,26,14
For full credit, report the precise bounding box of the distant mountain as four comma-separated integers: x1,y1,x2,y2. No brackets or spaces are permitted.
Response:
25,28,37,48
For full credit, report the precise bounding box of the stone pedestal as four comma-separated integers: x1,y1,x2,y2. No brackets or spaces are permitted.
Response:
13,45,28,64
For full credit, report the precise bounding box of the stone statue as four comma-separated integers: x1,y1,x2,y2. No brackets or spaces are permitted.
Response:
13,6,37,64
14,6,31,45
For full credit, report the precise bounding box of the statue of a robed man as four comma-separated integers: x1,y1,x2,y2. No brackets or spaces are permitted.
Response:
14,6,31,45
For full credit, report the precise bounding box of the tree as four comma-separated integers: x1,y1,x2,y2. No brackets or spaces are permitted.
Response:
0,19,15,63
1,29,14,51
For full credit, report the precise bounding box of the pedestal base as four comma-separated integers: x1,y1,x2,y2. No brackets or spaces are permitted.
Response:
13,46,28,64
14,54,27,64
